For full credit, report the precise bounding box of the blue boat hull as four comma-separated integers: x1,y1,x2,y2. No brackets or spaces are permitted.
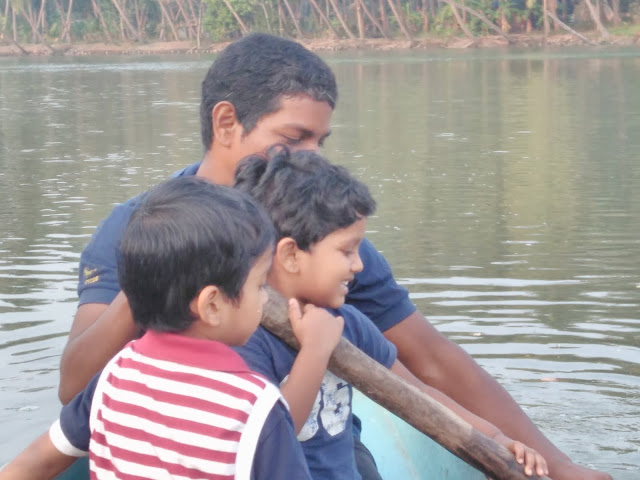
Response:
353,391,485,479
55,394,484,480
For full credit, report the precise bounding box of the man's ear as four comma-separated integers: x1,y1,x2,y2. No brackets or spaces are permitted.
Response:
191,285,225,327
275,237,302,274
211,101,240,148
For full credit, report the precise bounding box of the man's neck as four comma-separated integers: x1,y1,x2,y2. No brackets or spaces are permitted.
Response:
196,149,234,186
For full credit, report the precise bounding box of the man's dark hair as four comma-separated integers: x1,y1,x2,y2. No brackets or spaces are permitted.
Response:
234,146,375,251
200,33,338,151
118,177,275,333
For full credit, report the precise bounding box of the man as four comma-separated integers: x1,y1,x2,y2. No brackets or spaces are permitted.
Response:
59,33,611,480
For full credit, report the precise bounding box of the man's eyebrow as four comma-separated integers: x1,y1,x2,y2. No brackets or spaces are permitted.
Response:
282,124,332,139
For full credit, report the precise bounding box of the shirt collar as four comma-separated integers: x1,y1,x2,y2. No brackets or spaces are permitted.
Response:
134,330,250,373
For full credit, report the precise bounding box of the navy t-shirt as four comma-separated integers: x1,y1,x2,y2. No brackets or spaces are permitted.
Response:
234,304,398,480
77,162,416,331
57,368,311,480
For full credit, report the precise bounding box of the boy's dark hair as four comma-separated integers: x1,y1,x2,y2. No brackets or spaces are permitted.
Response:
200,33,337,151
118,177,275,333
234,146,375,251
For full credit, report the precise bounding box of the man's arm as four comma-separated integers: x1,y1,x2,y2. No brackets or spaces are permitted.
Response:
384,311,613,480
0,433,76,480
58,292,138,404
3,371,101,480
59,200,140,404
389,359,548,478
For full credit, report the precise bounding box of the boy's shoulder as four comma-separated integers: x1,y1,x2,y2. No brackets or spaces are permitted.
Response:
327,304,398,369
328,303,369,327
331,304,376,342
246,304,383,351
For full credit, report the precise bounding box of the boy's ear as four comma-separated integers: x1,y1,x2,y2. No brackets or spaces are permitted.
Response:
211,101,240,148
275,237,301,274
192,285,225,327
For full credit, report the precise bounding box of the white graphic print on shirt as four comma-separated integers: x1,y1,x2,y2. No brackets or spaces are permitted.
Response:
282,371,351,442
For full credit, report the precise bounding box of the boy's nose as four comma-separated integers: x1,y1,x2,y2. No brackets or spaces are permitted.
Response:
352,253,364,273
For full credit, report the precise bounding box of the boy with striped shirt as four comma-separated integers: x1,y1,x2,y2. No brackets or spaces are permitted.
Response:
0,177,322,480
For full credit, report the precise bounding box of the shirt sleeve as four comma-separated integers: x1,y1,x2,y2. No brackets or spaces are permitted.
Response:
251,401,312,480
77,200,139,306
77,164,200,307
341,305,398,369
234,328,285,386
346,238,416,332
51,371,100,454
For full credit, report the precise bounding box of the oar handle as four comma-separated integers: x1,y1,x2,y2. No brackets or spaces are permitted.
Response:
260,288,550,480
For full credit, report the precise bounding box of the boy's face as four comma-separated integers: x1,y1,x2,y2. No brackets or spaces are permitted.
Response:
231,95,333,168
226,248,273,345
296,218,367,309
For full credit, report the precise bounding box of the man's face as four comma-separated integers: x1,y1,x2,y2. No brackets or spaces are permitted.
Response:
232,94,333,165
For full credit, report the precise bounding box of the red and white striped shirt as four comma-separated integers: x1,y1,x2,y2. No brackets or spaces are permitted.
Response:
86,331,284,480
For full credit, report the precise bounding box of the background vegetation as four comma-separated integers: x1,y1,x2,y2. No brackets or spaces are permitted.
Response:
1,0,639,50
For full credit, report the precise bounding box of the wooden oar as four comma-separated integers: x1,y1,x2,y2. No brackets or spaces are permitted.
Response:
261,288,550,480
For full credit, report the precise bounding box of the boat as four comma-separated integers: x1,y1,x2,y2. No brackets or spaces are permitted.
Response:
54,392,484,480
353,391,485,479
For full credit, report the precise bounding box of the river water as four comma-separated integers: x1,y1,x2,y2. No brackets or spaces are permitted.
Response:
0,47,638,478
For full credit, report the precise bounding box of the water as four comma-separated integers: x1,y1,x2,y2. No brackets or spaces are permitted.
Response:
1,48,638,478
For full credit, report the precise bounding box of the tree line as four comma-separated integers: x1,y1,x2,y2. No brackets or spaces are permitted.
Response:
1,0,638,52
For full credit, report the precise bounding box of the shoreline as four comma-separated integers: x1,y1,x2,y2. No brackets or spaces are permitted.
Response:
1,33,639,57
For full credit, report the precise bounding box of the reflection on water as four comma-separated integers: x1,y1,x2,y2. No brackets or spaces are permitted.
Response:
1,49,639,477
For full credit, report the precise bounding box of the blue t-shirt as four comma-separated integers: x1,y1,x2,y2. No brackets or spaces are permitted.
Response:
58,362,311,480
77,163,416,331
234,304,398,480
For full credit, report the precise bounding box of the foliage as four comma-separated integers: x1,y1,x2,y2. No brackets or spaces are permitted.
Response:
432,4,456,34
2,0,640,46
203,0,255,40
71,16,101,40
403,3,425,34
467,0,498,35
609,20,640,34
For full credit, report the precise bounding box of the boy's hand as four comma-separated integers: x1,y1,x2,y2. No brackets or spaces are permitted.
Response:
493,432,549,477
288,299,344,357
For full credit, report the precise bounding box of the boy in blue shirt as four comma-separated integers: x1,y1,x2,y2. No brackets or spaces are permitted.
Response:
0,178,316,480
232,146,548,479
